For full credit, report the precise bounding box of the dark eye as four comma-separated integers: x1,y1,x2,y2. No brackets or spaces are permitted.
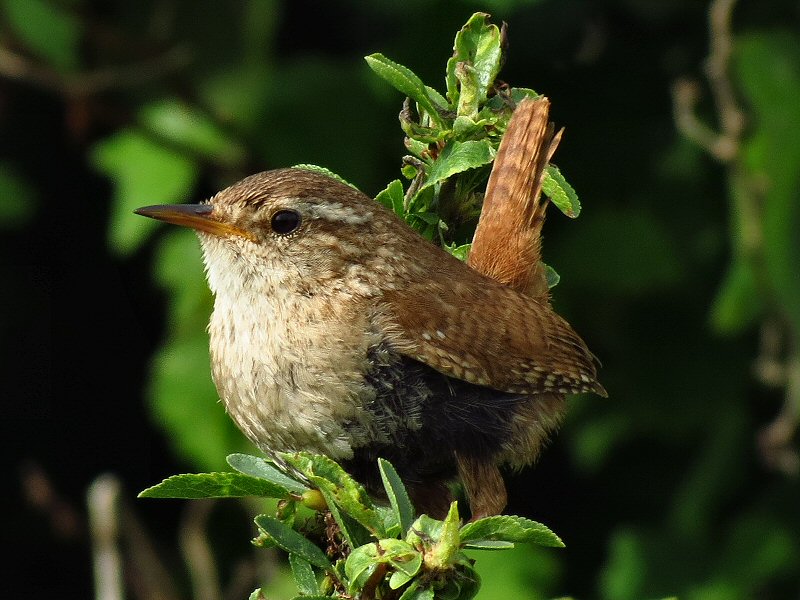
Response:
270,209,301,235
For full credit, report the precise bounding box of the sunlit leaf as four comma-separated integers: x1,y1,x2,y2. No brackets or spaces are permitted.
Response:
91,130,199,255
379,458,415,534
460,515,564,548
227,454,309,494
542,165,581,218
282,452,384,536
289,554,319,596
139,472,290,499
365,53,445,127
375,179,406,216
446,13,503,109
420,140,495,190
254,515,333,570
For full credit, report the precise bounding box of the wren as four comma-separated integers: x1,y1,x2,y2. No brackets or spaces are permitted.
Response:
135,99,605,518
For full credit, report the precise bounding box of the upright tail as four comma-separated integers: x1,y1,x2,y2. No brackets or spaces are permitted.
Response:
467,96,562,300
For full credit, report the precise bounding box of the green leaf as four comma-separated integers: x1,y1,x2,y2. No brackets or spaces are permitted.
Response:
318,486,373,550
460,515,564,548
542,165,581,218
399,582,434,600
138,99,246,167
378,459,415,534
735,32,800,335
365,53,445,127
428,502,462,568
375,179,406,216
292,164,358,190
227,454,309,494
461,540,516,550
249,588,266,600
709,258,764,334
3,0,81,71
282,452,384,536
549,209,683,295
446,13,504,111
345,539,422,593
544,263,561,289
289,554,319,596
0,164,37,228
445,243,471,261
139,472,291,499
420,140,495,191
254,515,333,570
91,129,199,255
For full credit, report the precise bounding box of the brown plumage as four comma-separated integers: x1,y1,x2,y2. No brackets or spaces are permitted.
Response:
134,98,604,519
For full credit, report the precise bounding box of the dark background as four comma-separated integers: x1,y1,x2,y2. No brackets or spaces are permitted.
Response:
2,1,799,598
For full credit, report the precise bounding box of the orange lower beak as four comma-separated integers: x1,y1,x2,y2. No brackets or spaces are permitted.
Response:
134,204,251,239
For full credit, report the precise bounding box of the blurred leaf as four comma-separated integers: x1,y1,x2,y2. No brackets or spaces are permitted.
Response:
468,545,560,600
227,454,309,494
138,99,247,167
139,472,291,499
735,32,800,334
420,140,495,191
0,164,37,228
254,515,333,570
549,209,683,295
600,530,648,600
199,65,273,132
365,53,445,127
719,513,800,592
91,130,199,255
709,257,764,334
570,413,631,472
2,0,81,71
543,165,581,218
461,515,564,548
379,458,415,534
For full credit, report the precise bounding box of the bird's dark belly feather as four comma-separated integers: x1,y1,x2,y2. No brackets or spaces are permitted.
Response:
341,344,527,494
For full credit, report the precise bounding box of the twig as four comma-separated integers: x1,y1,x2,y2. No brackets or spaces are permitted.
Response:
0,44,191,97
672,0,799,475
671,0,743,162
87,475,125,600
180,499,223,600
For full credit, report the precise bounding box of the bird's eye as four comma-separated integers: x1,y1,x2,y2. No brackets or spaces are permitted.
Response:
270,209,301,235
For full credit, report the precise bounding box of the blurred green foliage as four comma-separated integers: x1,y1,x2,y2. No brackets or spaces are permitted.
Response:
2,0,799,599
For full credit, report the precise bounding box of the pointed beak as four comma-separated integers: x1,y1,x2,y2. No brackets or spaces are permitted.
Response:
134,204,252,239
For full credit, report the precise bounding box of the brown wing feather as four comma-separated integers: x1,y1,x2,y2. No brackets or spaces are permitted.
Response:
379,252,605,397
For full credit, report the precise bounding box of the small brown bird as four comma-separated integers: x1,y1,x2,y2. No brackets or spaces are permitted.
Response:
136,99,604,518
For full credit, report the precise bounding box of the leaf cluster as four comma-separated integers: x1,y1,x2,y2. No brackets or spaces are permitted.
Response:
141,453,563,600
366,13,579,257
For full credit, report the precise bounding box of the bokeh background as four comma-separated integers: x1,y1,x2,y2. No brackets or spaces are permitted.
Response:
2,1,799,598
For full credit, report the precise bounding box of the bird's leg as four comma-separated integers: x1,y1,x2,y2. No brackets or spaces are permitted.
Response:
406,479,454,520
455,451,508,520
